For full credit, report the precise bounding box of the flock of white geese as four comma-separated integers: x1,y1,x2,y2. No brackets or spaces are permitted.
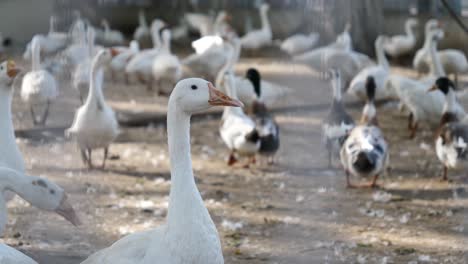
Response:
0,4,466,263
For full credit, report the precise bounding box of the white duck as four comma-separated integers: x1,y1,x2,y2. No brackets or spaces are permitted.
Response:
21,36,58,126
0,243,37,264
110,40,139,83
81,78,241,264
133,10,151,46
280,32,320,56
152,29,182,95
0,166,81,236
101,19,125,45
62,20,89,68
386,29,466,138
240,3,272,50
23,16,68,60
125,19,166,89
383,18,418,58
340,77,389,188
430,77,468,181
218,45,260,167
66,49,119,169
347,36,392,101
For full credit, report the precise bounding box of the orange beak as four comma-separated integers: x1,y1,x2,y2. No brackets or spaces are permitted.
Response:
428,85,437,93
110,48,120,57
207,82,243,107
6,60,19,78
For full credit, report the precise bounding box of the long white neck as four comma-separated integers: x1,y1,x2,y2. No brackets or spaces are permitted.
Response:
151,26,162,49
0,195,6,236
429,38,445,77
87,30,95,58
31,38,41,72
0,88,25,173
215,44,235,92
405,22,415,39
49,17,56,34
166,100,206,230
139,12,148,28
375,39,389,69
103,20,110,33
443,89,457,114
161,32,171,53
260,7,271,33
85,58,105,107
223,72,244,117
214,13,225,34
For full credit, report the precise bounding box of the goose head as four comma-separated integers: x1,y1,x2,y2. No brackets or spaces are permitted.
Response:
23,176,81,226
0,60,20,87
406,18,418,28
260,3,270,12
429,77,455,94
170,78,243,113
93,48,120,67
425,19,439,35
151,19,166,34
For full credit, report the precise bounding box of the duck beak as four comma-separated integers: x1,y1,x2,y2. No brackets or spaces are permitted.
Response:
55,194,82,227
207,82,244,107
428,85,438,93
110,48,120,57
6,60,19,78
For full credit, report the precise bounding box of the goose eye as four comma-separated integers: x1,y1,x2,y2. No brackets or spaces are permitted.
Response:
191,85,197,90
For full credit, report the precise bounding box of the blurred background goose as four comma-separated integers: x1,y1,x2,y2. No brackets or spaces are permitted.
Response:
383,18,418,60
240,3,272,50
280,32,320,56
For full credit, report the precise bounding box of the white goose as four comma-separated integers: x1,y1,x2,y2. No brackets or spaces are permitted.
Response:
133,10,151,46
347,36,392,101
383,18,418,58
280,32,320,56
110,40,139,83
81,78,241,264
23,16,68,60
125,19,166,89
152,29,182,95
385,30,466,138
413,19,439,75
101,19,125,45
240,3,272,50
218,45,260,167
191,11,230,54
0,243,37,264
62,20,89,68
0,167,81,236
21,36,58,126
66,49,119,169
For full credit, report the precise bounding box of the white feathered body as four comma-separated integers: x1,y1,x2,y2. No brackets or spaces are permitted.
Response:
280,33,319,55
125,49,160,82
347,66,392,101
241,28,272,50
383,34,415,57
21,70,58,103
220,111,260,156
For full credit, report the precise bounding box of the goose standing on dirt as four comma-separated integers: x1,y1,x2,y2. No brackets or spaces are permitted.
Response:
383,18,418,59
21,36,58,126
110,40,139,83
240,3,272,50
429,77,468,181
152,29,182,95
81,78,241,264
322,69,355,168
280,32,319,56
0,167,81,236
66,49,119,169
340,76,389,188
347,36,392,101
247,68,280,164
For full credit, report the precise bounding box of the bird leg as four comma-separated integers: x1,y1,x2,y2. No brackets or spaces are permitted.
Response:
363,174,381,188
441,166,448,181
409,122,418,139
407,113,413,130
345,170,357,188
327,150,333,169
30,105,39,125
227,152,237,166
267,155,275,165
102,147,108,169
87,149,93,169
80,149,89,166
39,100,51,126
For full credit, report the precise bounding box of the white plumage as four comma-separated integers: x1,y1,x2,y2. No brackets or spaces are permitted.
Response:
240,4,272,50
152,30,182,95
280,33,319,55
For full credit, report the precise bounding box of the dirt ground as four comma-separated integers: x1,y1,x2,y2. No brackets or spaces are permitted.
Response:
1,54,468,264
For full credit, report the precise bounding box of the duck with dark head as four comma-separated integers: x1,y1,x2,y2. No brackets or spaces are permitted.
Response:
429,77,468,181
